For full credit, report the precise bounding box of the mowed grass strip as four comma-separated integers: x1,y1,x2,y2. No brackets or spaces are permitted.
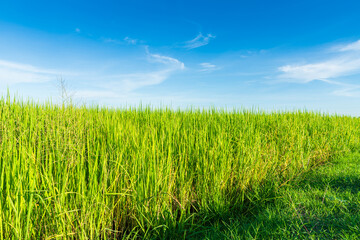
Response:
0,97,359,239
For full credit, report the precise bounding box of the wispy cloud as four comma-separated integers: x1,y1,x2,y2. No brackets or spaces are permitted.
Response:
336,40,360,52
108,70,170,92
103,36,140,45
0,59,61,84
0,60,59,74
79,49,185,95
103,38,123,44
146,48,185,70
184,33,215,49
1,47,184,98
278,39,360,96
279,40,360,83
124,37,138,45
278,57,360,83
199,62,220,72
333,86,360,97
115,50,185,91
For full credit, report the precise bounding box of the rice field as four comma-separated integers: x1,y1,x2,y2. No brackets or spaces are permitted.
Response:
0,96,359,239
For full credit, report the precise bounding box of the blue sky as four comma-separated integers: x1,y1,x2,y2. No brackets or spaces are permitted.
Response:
1,0,360,115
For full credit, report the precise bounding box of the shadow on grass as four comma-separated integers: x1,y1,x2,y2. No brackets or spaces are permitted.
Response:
130,153,360,239
158,152,360,239
298,169,360,195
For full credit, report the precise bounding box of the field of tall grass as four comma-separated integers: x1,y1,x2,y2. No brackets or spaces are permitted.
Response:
0,96,359,239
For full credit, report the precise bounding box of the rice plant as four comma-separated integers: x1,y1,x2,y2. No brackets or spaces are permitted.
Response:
0,96,359,239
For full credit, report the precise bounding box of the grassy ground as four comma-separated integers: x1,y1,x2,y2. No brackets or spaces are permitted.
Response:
197,151,360,239
0,98,359,239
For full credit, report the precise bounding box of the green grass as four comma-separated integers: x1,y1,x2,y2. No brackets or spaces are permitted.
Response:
198,151,360,239
0,96,359,239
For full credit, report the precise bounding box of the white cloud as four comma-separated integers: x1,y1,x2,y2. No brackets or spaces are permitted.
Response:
0,59,61,84
116,51,185,91
336,40,360,52
84,50,185,94
1,49,184,99
0,60,58,74
199,62,219,72
279,57,360,83
147,51,185,70
103,38,122,44
333,86,360,97
277,39,360,97
110,70,170,92
124,37,137,45
103,36,140,45
200,62,216,68
184,33,216,49
278,40,360,83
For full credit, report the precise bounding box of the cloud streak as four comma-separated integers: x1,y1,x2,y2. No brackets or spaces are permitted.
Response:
124,37,138,45
278,40,360,97
78,49,186,96
114,50,185,91
0,48,184,98
278,57,360,83
109,70,170,92
199,62,219,72
184,33,215,49
333,86,360,97
103,36,140,45
278,40,360,83
0,59,62,84
336,40,360,52
146,49,185,70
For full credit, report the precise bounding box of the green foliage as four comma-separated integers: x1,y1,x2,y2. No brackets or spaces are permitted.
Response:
0,97,359,239
200,152,360,239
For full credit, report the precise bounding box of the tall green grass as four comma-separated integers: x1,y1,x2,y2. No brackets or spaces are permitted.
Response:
0,97,359,239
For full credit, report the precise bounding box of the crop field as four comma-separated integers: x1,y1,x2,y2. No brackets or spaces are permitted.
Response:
0,97,359,239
